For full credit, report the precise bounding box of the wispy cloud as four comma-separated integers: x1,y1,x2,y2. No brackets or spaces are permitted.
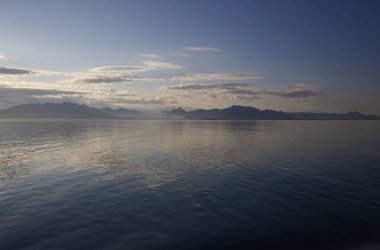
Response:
262,89,322,98
70,74,140,84
166,83,322,100
89,60,183,76
107,98,166,105
173,73,263,81
143,61,184,70
0,84,177,109
184,47,220,52
167,83,253,90
166,52,189,57
0,66,36,76
90,66,150,73
0,66,73,78
139,54,162,58
0,53,6,60
0,84,85,108
0,85,83,96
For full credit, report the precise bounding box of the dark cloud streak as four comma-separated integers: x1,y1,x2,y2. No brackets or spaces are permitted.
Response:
72,74,140,84
0,66,36,75
167,83,323,99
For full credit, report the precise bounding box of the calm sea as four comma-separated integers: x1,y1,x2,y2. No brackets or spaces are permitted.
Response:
0,120,379,250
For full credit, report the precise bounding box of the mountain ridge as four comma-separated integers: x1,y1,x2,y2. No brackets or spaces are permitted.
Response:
0,103,378,120
0,103,144,119
167,105,379,120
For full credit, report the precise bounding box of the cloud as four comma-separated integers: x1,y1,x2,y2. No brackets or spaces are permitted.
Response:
0,85,83,96
0,54,6,60
173,73,263,81
167,83,253,90
110,98,166,105
89,66,150,73
0,84,176,109
165,83,322,100
0,66,70,78
166,52,189,57
0,85,85,108
184,47,220,52
86,94,176,107
88,60,183,76
0,66,36,76
70,74,140,84
139,54,162,58
262,89,322,98
143,61,184,70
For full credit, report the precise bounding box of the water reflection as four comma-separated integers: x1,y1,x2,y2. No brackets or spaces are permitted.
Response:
0,120,380,249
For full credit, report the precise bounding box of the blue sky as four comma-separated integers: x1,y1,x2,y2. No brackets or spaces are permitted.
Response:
0,0,379,114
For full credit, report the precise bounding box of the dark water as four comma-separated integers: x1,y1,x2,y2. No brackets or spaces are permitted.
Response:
0,120,379,250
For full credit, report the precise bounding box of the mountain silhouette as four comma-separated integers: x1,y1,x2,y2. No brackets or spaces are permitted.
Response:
100,107,144,118
0,103,378,120
0,103,143,119
164,108,187,116
167,105,379,120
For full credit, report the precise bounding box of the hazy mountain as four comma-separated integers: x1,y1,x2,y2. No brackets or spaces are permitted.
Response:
0,103,143,119
166,105,379,120
164,108,187,116
185,105,291,120
287,111,379,120
100,107,144,118
0,103,378,120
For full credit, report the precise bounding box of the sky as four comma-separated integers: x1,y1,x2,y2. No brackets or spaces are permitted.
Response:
0,0,379,114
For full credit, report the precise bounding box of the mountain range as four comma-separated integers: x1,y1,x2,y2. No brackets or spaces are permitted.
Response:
0,103,143,119
165,105,379,120
0,103,378,120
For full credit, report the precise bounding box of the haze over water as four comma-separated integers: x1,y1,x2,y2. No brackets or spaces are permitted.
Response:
0,120,379,249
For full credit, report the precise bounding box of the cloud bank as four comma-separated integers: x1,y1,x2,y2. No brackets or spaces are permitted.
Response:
0,84,178,109
0,85,84,107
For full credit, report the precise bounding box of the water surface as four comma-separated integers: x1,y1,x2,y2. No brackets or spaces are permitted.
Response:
0,120,379,249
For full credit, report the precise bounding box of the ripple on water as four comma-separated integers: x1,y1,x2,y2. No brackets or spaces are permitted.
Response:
0,120,380,249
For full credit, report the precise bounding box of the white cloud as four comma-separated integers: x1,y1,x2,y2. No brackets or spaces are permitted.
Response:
69,73,140,84
89,66,150,73
143,60,184,70
0,53,6,60
166,83,253,90
173,73,263,81
139,54,162,58
184,47,220,52
88,60,183,76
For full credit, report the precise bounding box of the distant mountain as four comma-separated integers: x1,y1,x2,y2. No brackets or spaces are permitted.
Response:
185,105,290,120
0,103,144,119
100,107,144,118
165,105,379,120
0,103,378,120
165,108,187,116
288,111,379,120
